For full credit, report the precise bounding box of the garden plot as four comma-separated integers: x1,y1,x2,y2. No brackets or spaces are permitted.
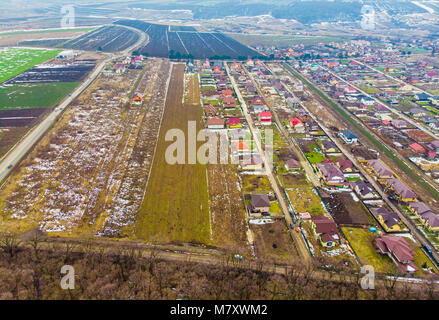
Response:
0,47,60,84
0,60,167,237
249,220,298,264
323,192,374,226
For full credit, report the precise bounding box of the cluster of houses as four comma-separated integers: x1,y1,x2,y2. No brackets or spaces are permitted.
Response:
302,60,439,182
104,55,145,76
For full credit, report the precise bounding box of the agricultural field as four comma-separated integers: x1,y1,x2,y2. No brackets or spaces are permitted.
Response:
19,26,140,53
0,83,79,110
0,59,170,237
5,60,95,84
135,64,212,244
115,20,261,59
0,47,60,84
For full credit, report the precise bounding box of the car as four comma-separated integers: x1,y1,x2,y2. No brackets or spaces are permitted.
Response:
234,254,243,260
7,165,12,169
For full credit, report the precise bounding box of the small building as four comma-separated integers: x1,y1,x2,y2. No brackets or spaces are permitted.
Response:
249,194,270,214
289,118,305,133
228,117,242,129
311,215,340,247
385,178,418,202
207,117,225,129
409,143,426,154
336,157,354,172
321,140,338,153
285,158,300,171
351,180,377,199
370,207,401,232
376,235,418,273
367,159,395,180
316,162,346,187
259,111,272,126
241,155,264,171
339,130,358,144
133,94,143,105
204,104,217,117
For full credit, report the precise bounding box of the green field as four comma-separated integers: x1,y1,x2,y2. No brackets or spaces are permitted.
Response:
0,48,60,84
0,82,79,110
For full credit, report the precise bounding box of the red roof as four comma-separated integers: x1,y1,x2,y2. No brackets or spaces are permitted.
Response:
259,111,271,118
289,118,303,126
409,143,425,153
229,117,241,126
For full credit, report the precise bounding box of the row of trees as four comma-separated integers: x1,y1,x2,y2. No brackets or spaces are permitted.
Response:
0,234,438,300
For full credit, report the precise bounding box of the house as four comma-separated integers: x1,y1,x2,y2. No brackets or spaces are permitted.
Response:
259,111,272,126
361,96,375,106
222,97,237,109
114,63,126,74
409,107,426,117
241,155,264,171
249,194,270,214
427,140,439,153
339,130,358,144
367,159,394,180
385,178,418,202
351,180,377,199
321,140,338,153
285,158,300,171
316,162,346,187
370,207,401,232
289,118,305,133
376,236,418,273
311,215,340,247
228,117,242,129
420,211,439,232
222,89,233,97
206,117,225,129
409,143,426,154
132,94,143,105
408,202,434,216
391,119,408,130
204,104,217,117
414,93,430,101
336,157,354,172
232,141,250,154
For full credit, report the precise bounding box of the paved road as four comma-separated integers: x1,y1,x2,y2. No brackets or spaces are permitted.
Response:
225,62,312,263
253,64,322,188
280,63,439,268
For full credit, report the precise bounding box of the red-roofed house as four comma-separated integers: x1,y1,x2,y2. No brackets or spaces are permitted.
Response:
228,117,242,128
259,111,272,126
289,118,305,133
409,143,426,154
376,235,418,273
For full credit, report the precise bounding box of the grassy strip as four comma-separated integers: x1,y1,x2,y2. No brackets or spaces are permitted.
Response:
283,63,439,201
